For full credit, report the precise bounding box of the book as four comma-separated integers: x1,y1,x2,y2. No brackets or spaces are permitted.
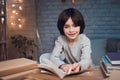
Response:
38,58,92,79
24,72,99,80
0,69,40,80
105,52,120,65
100,61,110,76
0,58,38,77
102,56,120,70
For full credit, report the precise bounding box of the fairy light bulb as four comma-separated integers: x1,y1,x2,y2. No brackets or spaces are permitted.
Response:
19,6,23,10
10,0,24,29
12,10,16,14
11,16,13,18
11,22,14,25
1,17,5,24
18,24,22,28
1,9,4,15
12,4,16,7
19,0,23,3
18,18,21,21
16,12,18,15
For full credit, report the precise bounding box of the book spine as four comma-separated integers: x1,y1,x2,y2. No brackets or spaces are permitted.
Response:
100,60,111,73
100,61,110,76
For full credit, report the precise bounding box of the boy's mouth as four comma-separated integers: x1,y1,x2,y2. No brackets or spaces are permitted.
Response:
68,33,76,37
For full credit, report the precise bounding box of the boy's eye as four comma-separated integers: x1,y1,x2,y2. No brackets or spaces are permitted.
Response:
64,25,70,28
64,24,77,28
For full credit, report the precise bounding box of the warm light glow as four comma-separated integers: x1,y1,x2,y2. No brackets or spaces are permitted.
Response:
12,4,16,7
18,24,22,28
18,18,21,21
19,6,22,10
19,0,23,3
11,22,14,25
16,12,18,15
1,9,4,15
10,0,24,29
12,10,16,14
11,16,15,19
1,17,5,24
11,16,13,18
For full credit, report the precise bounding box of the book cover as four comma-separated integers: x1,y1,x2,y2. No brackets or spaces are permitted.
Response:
105,52,120,65
38,58,92,79
0,58,38,77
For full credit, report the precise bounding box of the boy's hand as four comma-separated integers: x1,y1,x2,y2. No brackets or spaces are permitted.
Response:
60,63,81,73
60,64,72,73
71,63,80,73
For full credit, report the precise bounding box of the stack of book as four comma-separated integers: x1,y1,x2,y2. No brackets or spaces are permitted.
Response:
100,52,120,76
0,58,40,80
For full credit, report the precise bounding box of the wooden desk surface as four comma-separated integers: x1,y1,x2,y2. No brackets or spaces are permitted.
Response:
23,66,107,80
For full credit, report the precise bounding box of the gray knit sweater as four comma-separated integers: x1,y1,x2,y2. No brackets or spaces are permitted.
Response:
50,34,92,70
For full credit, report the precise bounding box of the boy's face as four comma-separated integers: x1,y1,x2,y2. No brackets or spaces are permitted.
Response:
63,17,80,41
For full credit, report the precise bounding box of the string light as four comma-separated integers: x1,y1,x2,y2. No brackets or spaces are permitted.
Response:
18,18,21,21
15,12,18,15
19,6,23,10
1,9,4,15
12,4,16,7
18,0,23,3
18,24,22,28
11,16,14,19
1,17,5,24
12,10,16,14
11,22,14,25
10,0,24,29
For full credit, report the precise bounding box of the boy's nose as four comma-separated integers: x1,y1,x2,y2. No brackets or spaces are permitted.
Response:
69,26,74,32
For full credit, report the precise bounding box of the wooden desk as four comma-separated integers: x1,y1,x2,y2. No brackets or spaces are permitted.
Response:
23,66,108,80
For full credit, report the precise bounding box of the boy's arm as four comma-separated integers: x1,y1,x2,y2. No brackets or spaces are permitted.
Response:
50,39,65,68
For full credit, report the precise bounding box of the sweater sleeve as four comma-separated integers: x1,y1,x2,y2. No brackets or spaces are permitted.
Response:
79,35,92,70
50,37,65,68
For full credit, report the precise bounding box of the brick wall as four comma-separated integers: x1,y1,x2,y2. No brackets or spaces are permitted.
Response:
6,0,37,60
36,0,120,56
